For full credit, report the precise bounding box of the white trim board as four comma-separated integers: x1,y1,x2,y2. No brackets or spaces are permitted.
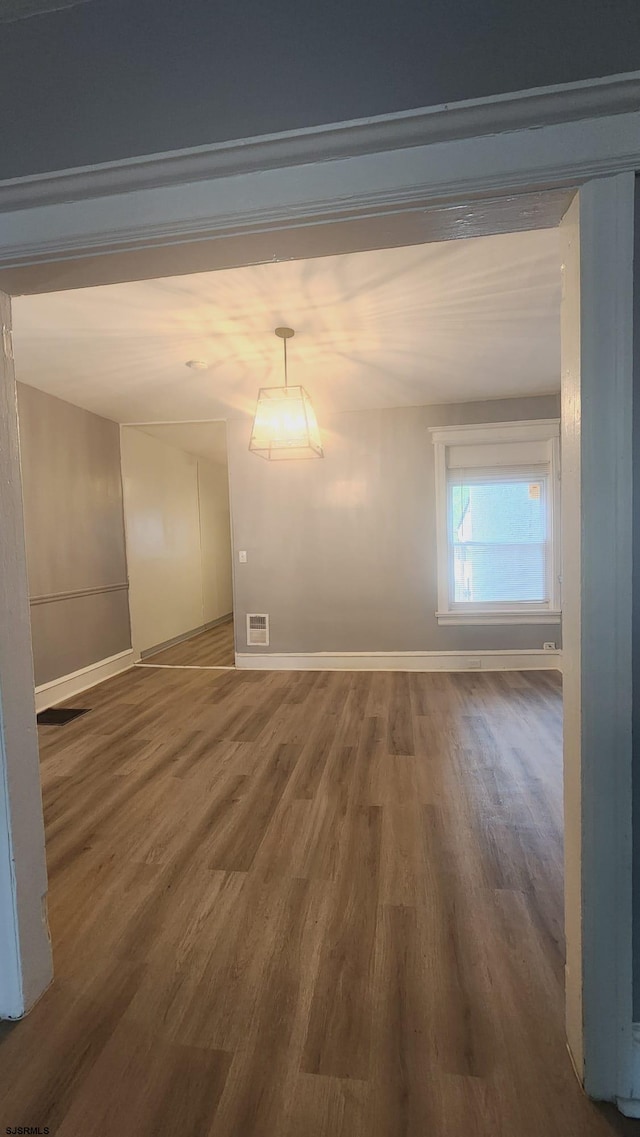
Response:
429,418,560,446
435,611,562,626
235,649,562,672
34,649,135,712
135,663,234,671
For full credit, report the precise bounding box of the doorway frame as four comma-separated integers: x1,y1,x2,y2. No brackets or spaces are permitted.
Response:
119,418,235,665
0,71,638,1110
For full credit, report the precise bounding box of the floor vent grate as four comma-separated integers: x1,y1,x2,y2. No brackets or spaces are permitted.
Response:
37,707,89,726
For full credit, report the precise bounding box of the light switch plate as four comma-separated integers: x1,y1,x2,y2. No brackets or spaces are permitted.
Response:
238,550,247,563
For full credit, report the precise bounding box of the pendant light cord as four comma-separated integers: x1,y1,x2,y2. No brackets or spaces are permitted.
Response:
275,325,294,387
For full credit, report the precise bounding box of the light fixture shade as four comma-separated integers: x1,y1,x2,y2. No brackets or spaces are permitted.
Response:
249,385,324,460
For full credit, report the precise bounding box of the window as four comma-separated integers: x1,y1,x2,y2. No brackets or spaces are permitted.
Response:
431,420,561,625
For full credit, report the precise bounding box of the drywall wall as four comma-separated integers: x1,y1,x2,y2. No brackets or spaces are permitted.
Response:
120,428,202,657
632,174,640,1021
16,382,131,686
0,1,639,178
120,427,232,658
0,299,52,1018
228,394,561,654
198,459,233,624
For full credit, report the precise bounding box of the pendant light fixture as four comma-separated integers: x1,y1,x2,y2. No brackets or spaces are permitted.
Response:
249,327,324,460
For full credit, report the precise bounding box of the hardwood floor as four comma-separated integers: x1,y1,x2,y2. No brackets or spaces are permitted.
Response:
142,618,235,668
0,666,637,1136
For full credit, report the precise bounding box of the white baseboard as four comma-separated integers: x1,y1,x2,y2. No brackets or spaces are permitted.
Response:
35,649,135,711
235,649,562,672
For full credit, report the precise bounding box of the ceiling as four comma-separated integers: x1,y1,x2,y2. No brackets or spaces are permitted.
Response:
131,421,228,467
12,227,561,424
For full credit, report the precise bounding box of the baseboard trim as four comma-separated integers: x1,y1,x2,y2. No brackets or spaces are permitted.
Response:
35,649,135,711
135,663,235,671
141,613,233,660
235,649,562,672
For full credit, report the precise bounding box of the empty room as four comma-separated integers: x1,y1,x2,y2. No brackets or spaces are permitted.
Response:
0,207,622,1137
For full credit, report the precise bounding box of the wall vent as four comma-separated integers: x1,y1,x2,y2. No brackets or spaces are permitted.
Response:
246,613,269,647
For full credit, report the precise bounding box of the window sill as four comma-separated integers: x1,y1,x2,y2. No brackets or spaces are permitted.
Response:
436,610,562,626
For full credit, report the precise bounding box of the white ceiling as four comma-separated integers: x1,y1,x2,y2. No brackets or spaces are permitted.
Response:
132,421,228,466
12,228,561,424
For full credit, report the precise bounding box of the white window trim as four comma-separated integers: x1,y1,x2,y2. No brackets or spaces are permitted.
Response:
431,419,561,626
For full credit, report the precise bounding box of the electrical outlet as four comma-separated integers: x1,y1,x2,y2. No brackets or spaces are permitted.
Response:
543,642,556,651
467,658,482,669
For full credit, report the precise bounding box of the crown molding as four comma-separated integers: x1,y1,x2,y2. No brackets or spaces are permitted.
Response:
0,71,638,213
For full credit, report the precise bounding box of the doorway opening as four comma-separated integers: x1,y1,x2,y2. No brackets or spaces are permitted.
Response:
120,421,235,671
8,211,569,1110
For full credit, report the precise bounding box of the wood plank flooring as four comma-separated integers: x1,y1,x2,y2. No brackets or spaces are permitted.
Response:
1,666,637,1136
142,617,235,668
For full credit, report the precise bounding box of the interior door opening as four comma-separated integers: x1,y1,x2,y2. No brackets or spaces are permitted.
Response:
8,208,567,1067
3,168,634,1130
120,420,235,671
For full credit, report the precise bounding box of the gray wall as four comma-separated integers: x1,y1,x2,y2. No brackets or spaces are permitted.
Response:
0,1,638,179
632,175,640,1019
16,382,131,686
228,394,561,655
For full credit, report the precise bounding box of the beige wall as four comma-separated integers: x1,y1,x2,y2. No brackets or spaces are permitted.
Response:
198,459,233,624
16,383,131,686
121,427,232,658
228,394,561,654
